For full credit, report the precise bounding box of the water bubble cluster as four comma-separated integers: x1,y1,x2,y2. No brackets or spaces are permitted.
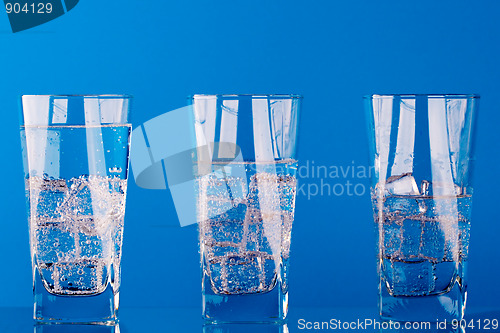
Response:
373,193,471,297
26,175,127,296
198,162,297,295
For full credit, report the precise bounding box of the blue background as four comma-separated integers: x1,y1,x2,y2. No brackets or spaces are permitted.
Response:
1,0,499,321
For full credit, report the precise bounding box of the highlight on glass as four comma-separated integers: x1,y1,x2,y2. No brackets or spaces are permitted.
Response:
192,94,301,323
21,94,132,324
365,94,478,322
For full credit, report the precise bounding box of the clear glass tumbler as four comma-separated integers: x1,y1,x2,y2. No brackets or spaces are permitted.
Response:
20,95,132,324
192,94,301,323
365,94,478,322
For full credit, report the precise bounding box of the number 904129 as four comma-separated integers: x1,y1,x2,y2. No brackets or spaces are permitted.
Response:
5,3,53,14
451,319,498,330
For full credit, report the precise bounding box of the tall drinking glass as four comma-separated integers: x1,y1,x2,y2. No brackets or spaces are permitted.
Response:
365,94,478,322
21,95,132,324
192,94,301,323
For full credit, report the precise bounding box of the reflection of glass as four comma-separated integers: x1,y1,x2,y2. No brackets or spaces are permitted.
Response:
192,94,301,323
365,94,478,322
35,323,120,333
203,323,288,333
21,95,132,324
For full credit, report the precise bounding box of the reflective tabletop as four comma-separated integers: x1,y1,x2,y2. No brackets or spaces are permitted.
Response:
1,306,498,333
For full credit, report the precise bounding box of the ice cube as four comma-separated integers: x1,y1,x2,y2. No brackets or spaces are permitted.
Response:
199,175,247,220
383,222,402,257
432,261,457,293
391,260,434,296
420,220,445,261
384,196,422,215
56,178,91,216
206,204,246,245
385,173,420,195
208,252,276,295
400,218,422,259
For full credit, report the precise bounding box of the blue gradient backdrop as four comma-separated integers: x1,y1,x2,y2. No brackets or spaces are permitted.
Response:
0,0,499,313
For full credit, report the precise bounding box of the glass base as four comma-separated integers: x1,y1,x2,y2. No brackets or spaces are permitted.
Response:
202,273,287,323
380,281,466,322
34,270,118,324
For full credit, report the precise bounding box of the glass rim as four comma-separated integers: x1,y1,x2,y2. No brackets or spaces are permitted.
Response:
364,94,480,99
190,94,303,100
22,94,133,99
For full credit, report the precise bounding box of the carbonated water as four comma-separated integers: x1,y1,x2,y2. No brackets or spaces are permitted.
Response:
373,193,471,320
198,160,297,296
28,175,126,295
22,124,130,299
